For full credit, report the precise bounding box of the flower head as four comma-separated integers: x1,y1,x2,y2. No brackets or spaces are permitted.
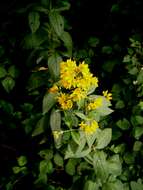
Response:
103,90,112,101
57,93,73,110
79,120,99,134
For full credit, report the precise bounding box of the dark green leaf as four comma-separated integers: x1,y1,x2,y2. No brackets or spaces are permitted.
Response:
0,66,7,78
54,153,63,167
2,77,15,92
42,92,57,114
28,12,40,33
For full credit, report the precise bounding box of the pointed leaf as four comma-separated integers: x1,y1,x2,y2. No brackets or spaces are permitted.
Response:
42,92,57,114
28,12,40,33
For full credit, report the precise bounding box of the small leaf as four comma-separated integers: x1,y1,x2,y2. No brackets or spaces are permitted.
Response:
135,115,143,125
8,65,19,78
12,166,21,174
133,141,142,151
48,53,62,81
60,31,72,56
50,109,61,131
83,180,98,190
102,46,112,54
32,116,45,137
49,10,64,37
96,128,112,149
42,92,57,114
0,66,7,78
2,77,15,92
115,100,125,109
17,156,27,166
88,37,100,47
116,118,130,130
40,160,53,174
133,127,143,140
28,12,40,33
65,159,77,176
54,153,63,167
130,181,143,190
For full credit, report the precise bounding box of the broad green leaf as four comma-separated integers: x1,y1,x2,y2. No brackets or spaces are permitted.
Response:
123,152,135,164
12,166,21,174
102,180,123,190
137,70,143,84
107,154,122,176
133,141,142,151
65,159,77,175
42,92,57,114
48,53,62,81
54,153,63,167
128,67,138,75
88,37,100,47
86,130,97,148
133,127,143,140
116,118,130,130
83,180,99,190
32,116,45,137
60,31,72,56
23,33,44,49
2,77,15,93
102,46,112,54
50,109,61,131
74,111,87,120
17,156,27,166
130,181,143,190
113,143,126,154
71,131,80,144
93,151,108,181
96,128,112,149
28,12,40,33
115,100,125,109
135,115,143,125
39,160,53,174
8,65,19,78
39,149,53,160
49,10,64,37
0,66,7,78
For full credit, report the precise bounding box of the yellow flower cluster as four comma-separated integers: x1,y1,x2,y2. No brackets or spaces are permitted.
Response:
79,120,99,134
56,59,99,110
60,59,98,91
87,97,103,110
57,93,73,110
103,90,112,101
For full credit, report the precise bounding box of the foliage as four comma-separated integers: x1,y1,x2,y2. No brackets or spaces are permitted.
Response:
0,0,143,190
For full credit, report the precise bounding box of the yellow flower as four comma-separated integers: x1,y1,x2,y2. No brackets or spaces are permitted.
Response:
79,120,99,134
48,85,58,93
87,97,103,110
70,88,86,101
103,90,112,101
58,93,73,110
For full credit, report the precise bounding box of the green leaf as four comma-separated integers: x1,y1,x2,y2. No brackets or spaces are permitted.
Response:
48,53,62,81
107,154,122,176
42,92,57,114
39,149,53,160
32,116,45,137
115,100,125,109
65,159,77,175
12,166,21,174
116,118,130,130
28,12,40,33
49,10,64,37
133,127,143,140
88,37,100,47
137,70,143,84
2,77,15,92
0,66,7,78
40,160,53,174
17,156,27,166
96,128,112,149
60,31,72,56
50,109,61,131
8,65,19,78
123,152,135,164
54,153,63,167
128,67,138,75
102,46,112,54
135,115,143,125
133,141,142,151
130,181,143,190
111,4,120,13
83,180,99,190
102,180,123,190
93,151,108,181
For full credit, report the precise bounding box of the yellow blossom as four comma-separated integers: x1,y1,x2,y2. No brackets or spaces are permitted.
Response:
70,88,86,101
58,93,73,110
103,90,112,101
87,97,103,110
48,85,58,93
79,120,99,134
